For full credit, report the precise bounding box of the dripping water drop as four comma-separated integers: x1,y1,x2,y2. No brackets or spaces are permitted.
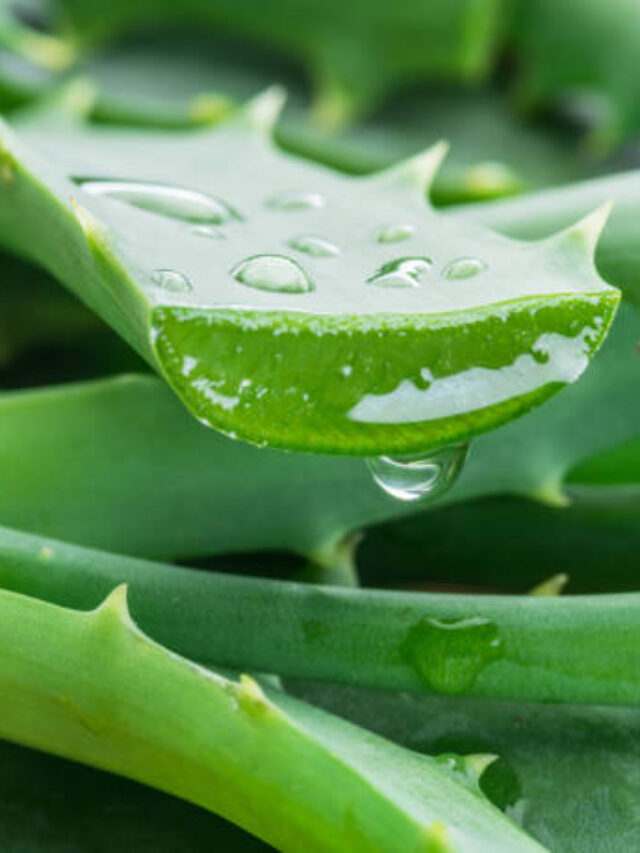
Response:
367,444,468,502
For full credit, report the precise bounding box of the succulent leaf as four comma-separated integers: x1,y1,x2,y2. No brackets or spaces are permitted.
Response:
3,523,640,706
0,98,618,453
0,581,543,851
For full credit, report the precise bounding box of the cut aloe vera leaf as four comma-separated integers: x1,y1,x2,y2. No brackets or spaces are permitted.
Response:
0,94,619,454
457,167,640,311
0,583,543,852
1,303,639,562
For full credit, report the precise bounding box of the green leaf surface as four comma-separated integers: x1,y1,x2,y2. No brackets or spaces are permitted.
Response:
0,300,637,562
0,581,541,851
292,680,640,853
455,163,640,308
361,494,640,594
509,0,640,149
50,0,503,123
0,97,618,454
0,739,266,851
3,523,640,706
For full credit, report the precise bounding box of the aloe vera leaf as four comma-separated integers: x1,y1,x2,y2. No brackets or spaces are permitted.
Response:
0,583,543,852
0,2,72,70
361,495,640,594
509,0,640,149
293,680,640,853
456,168,640,308
3,523,640,706
0,99,619,455
0,740,266,852
1,297,638,560
0,251,105,370
81,34,593,199
50,0,503,123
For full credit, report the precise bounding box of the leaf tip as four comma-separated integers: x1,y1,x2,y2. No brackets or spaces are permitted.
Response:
243,86,287,136
375,140,449,198
529,573,569,597
464,753,498,779
552,199,614,258
95,583,133,625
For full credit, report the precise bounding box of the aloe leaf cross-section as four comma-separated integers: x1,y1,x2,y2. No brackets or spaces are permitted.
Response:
0,89,619,454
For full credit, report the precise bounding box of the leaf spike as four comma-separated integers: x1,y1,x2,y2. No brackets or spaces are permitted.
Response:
529,573,569,597
93,583,132,623
464,753,498,780
375,140,449,198
16,78,97,128
241,86,287,137
549,199,614,258
69,195,105,248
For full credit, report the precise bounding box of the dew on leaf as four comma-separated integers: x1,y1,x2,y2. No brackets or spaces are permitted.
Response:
288,234,340,257
266,191,325,211
442,257,487,280
231,254,314,293
367,257,433,288
403,616,503,694
151,269,193,293
376,223,416,244
190,224,226,239
75,178,240,225
367,444,468,502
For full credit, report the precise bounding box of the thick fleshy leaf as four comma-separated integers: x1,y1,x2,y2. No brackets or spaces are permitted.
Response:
0,583,542,851
0,95,618,453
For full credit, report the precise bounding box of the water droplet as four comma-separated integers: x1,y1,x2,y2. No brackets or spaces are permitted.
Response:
75,178,240,225
367,444,467,502
231,255,314,294
288,234,340,257
190,224,226,239
377,223,416,243
442,257,487,280
151,269,193,293
367,257,432,288
266,191,325,211
403,616,502,695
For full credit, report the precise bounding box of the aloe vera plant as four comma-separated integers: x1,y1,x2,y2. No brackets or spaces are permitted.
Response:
4,2,640,849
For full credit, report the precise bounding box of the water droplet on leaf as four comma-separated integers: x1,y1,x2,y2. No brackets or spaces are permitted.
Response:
267,191,325,211
231,254,314,293
152,269,193,293
190,224,226,239
288,234,340,257
403,616,502,694
377,223,415,243
442,257,487,280
367,257,432,288
75,178,240,225
367,444,467,502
